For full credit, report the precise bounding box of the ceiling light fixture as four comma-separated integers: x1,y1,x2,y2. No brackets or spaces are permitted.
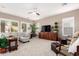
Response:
27,8,40,16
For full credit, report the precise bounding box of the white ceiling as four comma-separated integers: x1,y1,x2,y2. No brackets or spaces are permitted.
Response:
0,3,79,21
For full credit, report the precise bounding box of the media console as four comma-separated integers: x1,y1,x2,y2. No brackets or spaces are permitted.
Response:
39,32,58,41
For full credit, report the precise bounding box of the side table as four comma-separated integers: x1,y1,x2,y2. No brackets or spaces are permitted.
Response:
8,37,18,52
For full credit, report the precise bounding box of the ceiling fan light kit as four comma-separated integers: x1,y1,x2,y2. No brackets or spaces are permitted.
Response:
27,8,40,16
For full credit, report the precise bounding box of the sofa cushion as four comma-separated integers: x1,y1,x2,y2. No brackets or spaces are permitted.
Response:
56,45,73,56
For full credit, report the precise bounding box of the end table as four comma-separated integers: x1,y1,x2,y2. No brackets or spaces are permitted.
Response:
8,37,18,52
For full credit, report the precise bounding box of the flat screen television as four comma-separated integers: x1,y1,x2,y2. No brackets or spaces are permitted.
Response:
41,25,51,32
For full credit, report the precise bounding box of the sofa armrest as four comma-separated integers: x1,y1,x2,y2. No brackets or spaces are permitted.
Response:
74,46,79,56
77,46,79,52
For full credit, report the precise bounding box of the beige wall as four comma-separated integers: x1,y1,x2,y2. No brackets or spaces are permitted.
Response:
37,9,79,36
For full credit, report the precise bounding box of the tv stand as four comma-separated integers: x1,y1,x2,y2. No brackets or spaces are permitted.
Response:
39,32,58,41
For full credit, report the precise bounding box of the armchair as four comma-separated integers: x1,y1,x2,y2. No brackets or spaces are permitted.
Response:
19,32,30,43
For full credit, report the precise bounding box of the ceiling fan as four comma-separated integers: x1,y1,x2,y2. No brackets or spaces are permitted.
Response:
27,8,40,16
62,3,68,6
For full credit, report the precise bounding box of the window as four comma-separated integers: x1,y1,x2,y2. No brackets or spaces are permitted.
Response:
1,20,11,33
0,18,19,33
36,23,41,33
11,22,18,32
1,20,5,32
21,22,27,32
62,17,75,36
26,23,31,33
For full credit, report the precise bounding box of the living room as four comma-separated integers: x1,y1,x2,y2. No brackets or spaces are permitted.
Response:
0,3,79,56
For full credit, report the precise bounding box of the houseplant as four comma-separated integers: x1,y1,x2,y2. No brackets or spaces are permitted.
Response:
53,22,59,33
30,23,38,38
0,35,8,53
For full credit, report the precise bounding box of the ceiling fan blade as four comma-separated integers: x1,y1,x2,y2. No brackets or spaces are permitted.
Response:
28,12,33,14
36,13,40,15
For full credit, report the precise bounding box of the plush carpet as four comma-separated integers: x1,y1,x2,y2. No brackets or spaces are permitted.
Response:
0,37,61,56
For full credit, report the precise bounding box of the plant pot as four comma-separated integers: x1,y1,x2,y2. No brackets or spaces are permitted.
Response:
0,48,7,53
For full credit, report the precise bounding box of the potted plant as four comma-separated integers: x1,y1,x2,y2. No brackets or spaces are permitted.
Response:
53,22,59,33
0,35,8,53
30,23,38,38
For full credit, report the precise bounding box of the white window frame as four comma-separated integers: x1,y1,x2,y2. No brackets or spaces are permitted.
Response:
62,17,75,36
21,22,27,32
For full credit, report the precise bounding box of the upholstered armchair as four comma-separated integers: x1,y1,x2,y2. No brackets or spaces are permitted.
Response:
19,32,30,43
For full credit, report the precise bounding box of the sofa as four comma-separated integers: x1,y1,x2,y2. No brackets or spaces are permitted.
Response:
51,40,75,56
51,32,79,56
